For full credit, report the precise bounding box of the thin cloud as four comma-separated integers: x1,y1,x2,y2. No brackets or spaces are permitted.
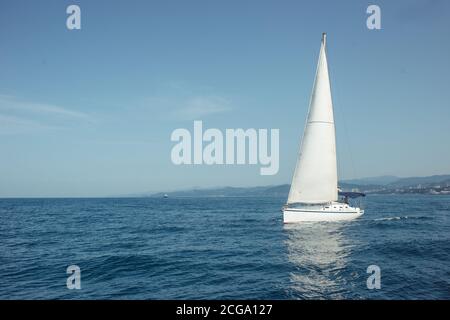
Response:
0,94,93,134
0,94,92,120
90,139,156,146
173,95,232,120
139,82,233,121
0,114,57,135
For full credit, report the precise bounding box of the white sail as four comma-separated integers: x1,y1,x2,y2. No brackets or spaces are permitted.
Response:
287,33,338,204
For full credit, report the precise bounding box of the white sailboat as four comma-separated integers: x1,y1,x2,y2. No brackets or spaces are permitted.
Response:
283,33,364,223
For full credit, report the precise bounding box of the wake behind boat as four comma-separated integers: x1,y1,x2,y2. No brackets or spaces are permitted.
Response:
283,33,364,223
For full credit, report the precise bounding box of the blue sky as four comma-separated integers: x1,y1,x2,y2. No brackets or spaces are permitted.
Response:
1,0,449,197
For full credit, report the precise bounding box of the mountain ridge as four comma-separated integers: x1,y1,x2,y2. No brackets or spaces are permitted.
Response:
145,174,450,198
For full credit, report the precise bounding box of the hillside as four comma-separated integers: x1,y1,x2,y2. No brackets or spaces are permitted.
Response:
148,174,450,197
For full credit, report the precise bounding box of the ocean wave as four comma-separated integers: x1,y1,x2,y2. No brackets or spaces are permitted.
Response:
372,215,432,221
1,196,449,299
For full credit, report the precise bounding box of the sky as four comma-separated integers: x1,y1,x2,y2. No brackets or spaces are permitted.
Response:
0,0,449,197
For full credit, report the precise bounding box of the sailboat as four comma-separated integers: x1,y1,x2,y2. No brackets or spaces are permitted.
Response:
283,33,365,223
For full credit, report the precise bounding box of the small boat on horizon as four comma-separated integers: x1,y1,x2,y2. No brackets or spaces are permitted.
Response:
283,33,365,223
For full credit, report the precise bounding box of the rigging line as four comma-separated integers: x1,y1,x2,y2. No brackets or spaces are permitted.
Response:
328,55,358,184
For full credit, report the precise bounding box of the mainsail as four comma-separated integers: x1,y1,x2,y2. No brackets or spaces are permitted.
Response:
287,33,338,204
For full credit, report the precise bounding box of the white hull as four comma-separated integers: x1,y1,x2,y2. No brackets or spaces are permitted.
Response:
283,203,363,223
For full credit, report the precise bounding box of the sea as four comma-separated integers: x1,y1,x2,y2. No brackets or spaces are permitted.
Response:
0,195,448,299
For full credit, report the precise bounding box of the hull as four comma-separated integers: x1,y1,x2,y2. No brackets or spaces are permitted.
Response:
283,204,363,223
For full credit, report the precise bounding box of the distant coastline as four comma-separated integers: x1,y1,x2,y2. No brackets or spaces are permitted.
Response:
147,174,450,198
2,174,450,199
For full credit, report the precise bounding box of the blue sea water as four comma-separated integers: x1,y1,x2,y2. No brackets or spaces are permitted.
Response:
0,195,448,299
